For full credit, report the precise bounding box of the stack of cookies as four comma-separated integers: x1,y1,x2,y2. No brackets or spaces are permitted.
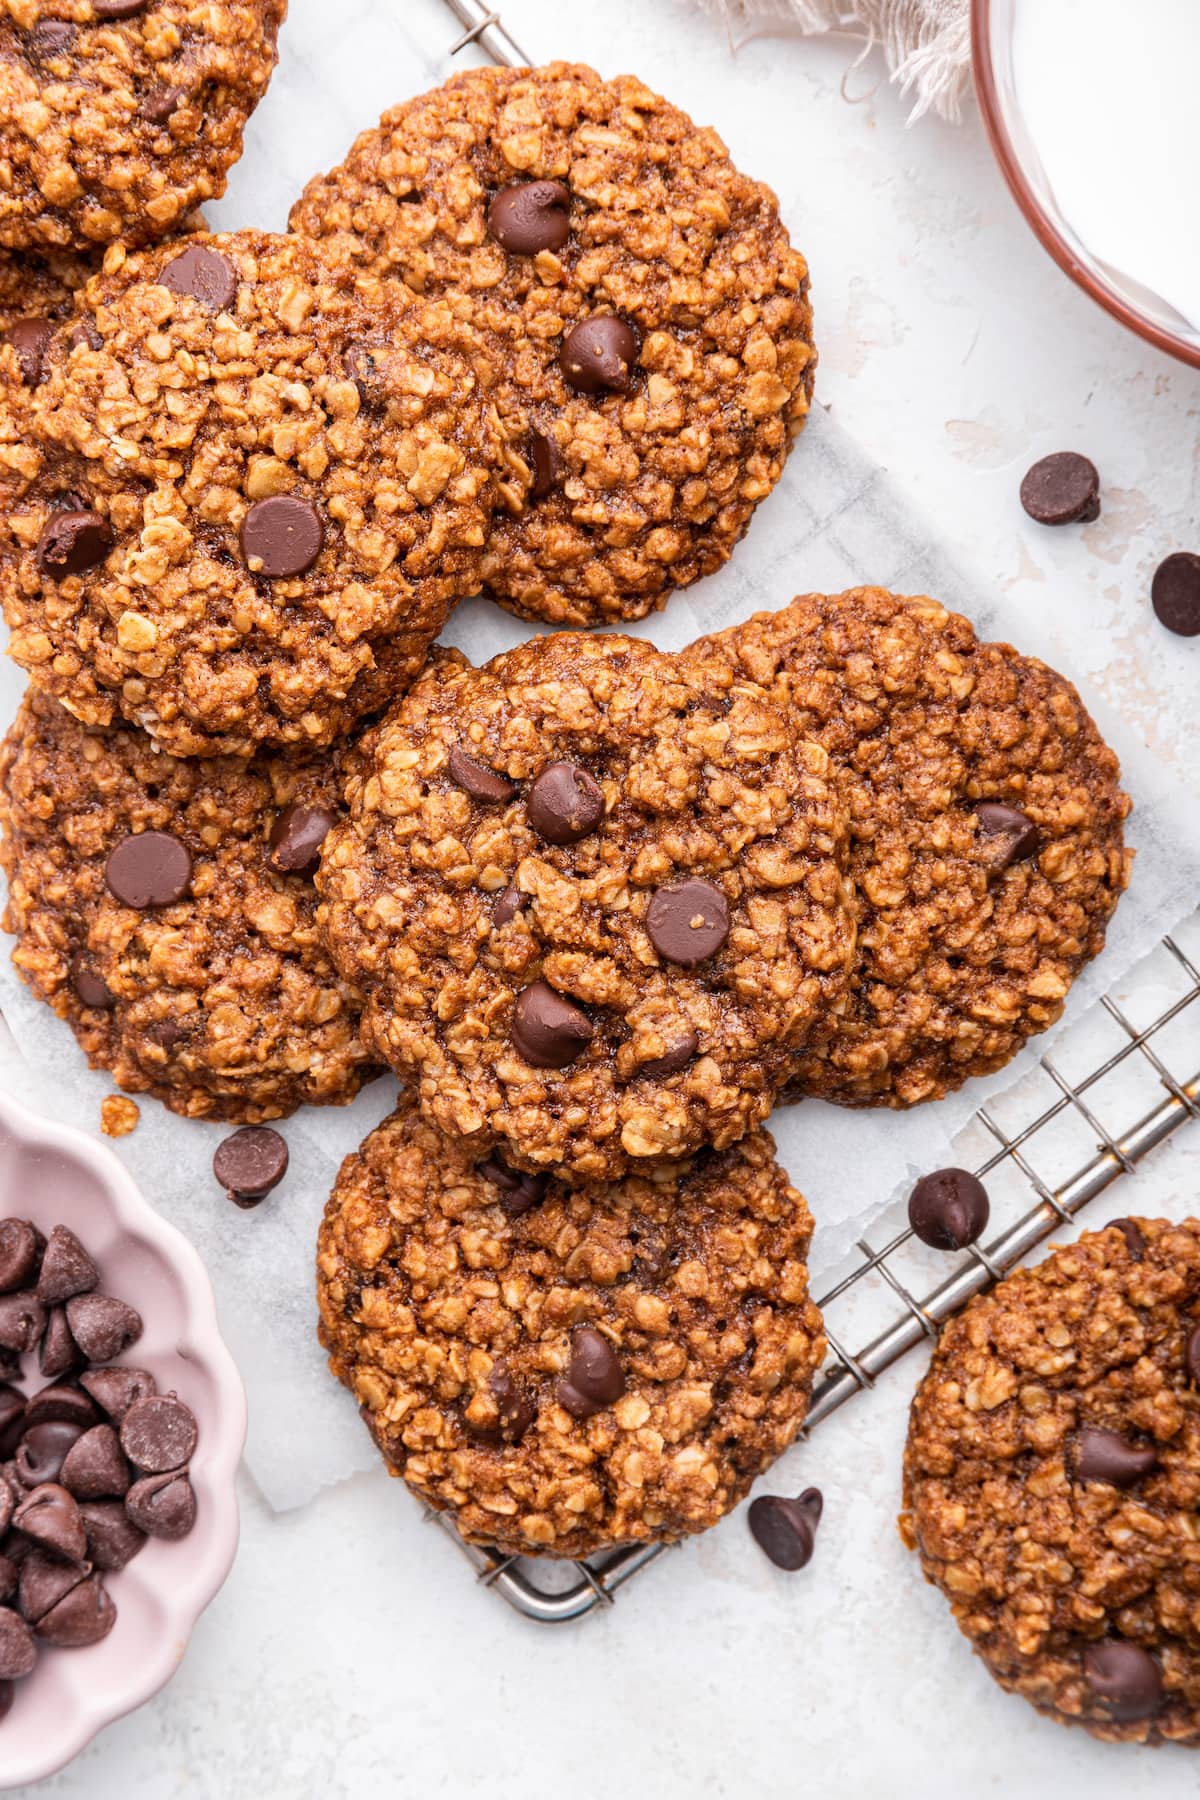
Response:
0,46,1134,1568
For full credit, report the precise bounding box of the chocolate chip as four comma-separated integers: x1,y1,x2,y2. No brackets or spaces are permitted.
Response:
160,244,238,313
2,317,53,386
26,20,75,58
748,1488,824,1571
17,1551,87,1626
526,761,604,844
1110,1217,1146,1260
12,1484,86,1562
477,1156,548,1219
93,0,150,15
976,802,1040,871
559,315,639,395
447,745,515,804
0,1221,42,1295
79,1366,156,1423
468,1363,536,1445
124,1468,196,1540
22,1384,97,1433
240,495,324,579
1185,1322,1200,1387
36,1224,98,1305
69,953,115,1011
1020,452,1101,525
16,1422,84,1488
144,1018,187,1053
265,800,337,878
36,508,113,579
511,980,594,1068
0,1293,45,1354
493,884,525,927
65,1293,142,1363
79,1499,145,1571
1151,552,1200,637
0,1473,14,1538
105,830,191,908
908,1168,990,1251
67,316,102,353
646,878,730,968
36,1574,116,1648
639,1030,700,1078
0,1680,13,1723
0,1558,15,1606
0,1391,23,1463
212,1125,288,1205
1082,1640,1163,1722
1073,1426,1159,1488
529,430,563,500
0,1608,36,1680
556,1326,625,1419
488,180,571,255
119,1394,197,1473
59,1424,131,1502
38,1307,81,1380
140,85,184,124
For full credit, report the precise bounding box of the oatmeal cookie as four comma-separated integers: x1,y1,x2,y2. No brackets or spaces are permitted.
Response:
317,633,854,1180
317,1099,824,1558
0,0,284,252
689,588,1131,1106
0,687,381,1120
0,243,94,332
0,229,513,756
901,1218,1200,1744
290,62,815,628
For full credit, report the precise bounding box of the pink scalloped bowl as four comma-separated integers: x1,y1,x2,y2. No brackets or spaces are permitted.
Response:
0,1090,245,1789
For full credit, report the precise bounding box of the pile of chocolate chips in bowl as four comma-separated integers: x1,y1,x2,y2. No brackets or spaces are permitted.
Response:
0,1217,199,1719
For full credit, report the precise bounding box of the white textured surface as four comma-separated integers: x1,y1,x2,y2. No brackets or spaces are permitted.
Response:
5,0,1200,1791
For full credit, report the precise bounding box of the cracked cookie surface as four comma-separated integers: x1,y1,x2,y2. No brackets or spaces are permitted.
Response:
290,61,815,628
0,687,381,1120
317,1099,824,1559
316,632,854,1180
689,588,1131,1107
901,1219,1200,1744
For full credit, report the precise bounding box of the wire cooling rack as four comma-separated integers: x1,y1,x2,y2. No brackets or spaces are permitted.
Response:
424,0,1200,1623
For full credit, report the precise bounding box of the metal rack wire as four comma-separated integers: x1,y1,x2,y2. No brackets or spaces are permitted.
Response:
426,0,1200,1623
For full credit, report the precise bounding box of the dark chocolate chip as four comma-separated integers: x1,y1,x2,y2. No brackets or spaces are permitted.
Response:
559,315,639,395
36,1225,98,1305
528,430,563,500
160,244,238,313
908,1168,990,1251
0,1391,23,1463
36,1574,116,1648
447,745,515,804
526,761,604,844
267,802,337,877
93,0,150,15
15,1422,83,1489
0,1221,42,1295
0,1473,14,1537
26,19,75,58
1020,452,1101,526
1185,1322,1200,1387
976,802,1040,871
493,884,525,927
119,1394,197,1473
1110,1217,1146,1261
124,1468,196,1540
78,1366,156,1423
212,1126,288,1204
17,1550,87,1626
0,1293,45,1354
1151,552,1200,638
639,1030,700,1078
0,1559,15,1610
140,84,184,124
12,1484,86,1562
59,1424,131,1501
468,1364,536,1446
2,317,53,386
67,316,102,353
144,1018,187,1053
1074,1427,1158,1489
488,179,571,255
511,980,593,1068
477,1156,548,1219
748,1488,824,1571
79,1499,145,1571
65,1293,143,1362
105,830,191,907
69,952,115,1011
1082,1640,1163,1723
556,1326,625,1419
240,495,324,578
38,1307,81,1380
22,1384,97,1433
36,508,112,579
0,1608,36,1679
646,878,730,968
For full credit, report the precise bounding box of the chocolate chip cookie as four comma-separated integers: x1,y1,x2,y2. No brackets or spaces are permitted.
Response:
0,688,381,1120
0,1,284,251
689,588,1131,1107
0,229,513,756
317,1099,825,1558
290,62,815,628
317,633,854,1180
901,1219,1200,1744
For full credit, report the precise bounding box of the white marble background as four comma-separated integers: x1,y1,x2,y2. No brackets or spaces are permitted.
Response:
9,0,1200,1792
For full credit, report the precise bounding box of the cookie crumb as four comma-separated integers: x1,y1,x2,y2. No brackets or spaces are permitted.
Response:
100,1096,139,1138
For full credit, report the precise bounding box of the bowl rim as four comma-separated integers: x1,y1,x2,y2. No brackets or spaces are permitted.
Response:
0,1089,246,1789
971,0,1200,372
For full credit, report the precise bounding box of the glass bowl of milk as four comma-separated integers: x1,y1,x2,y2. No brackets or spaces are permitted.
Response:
973,0,1200,369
